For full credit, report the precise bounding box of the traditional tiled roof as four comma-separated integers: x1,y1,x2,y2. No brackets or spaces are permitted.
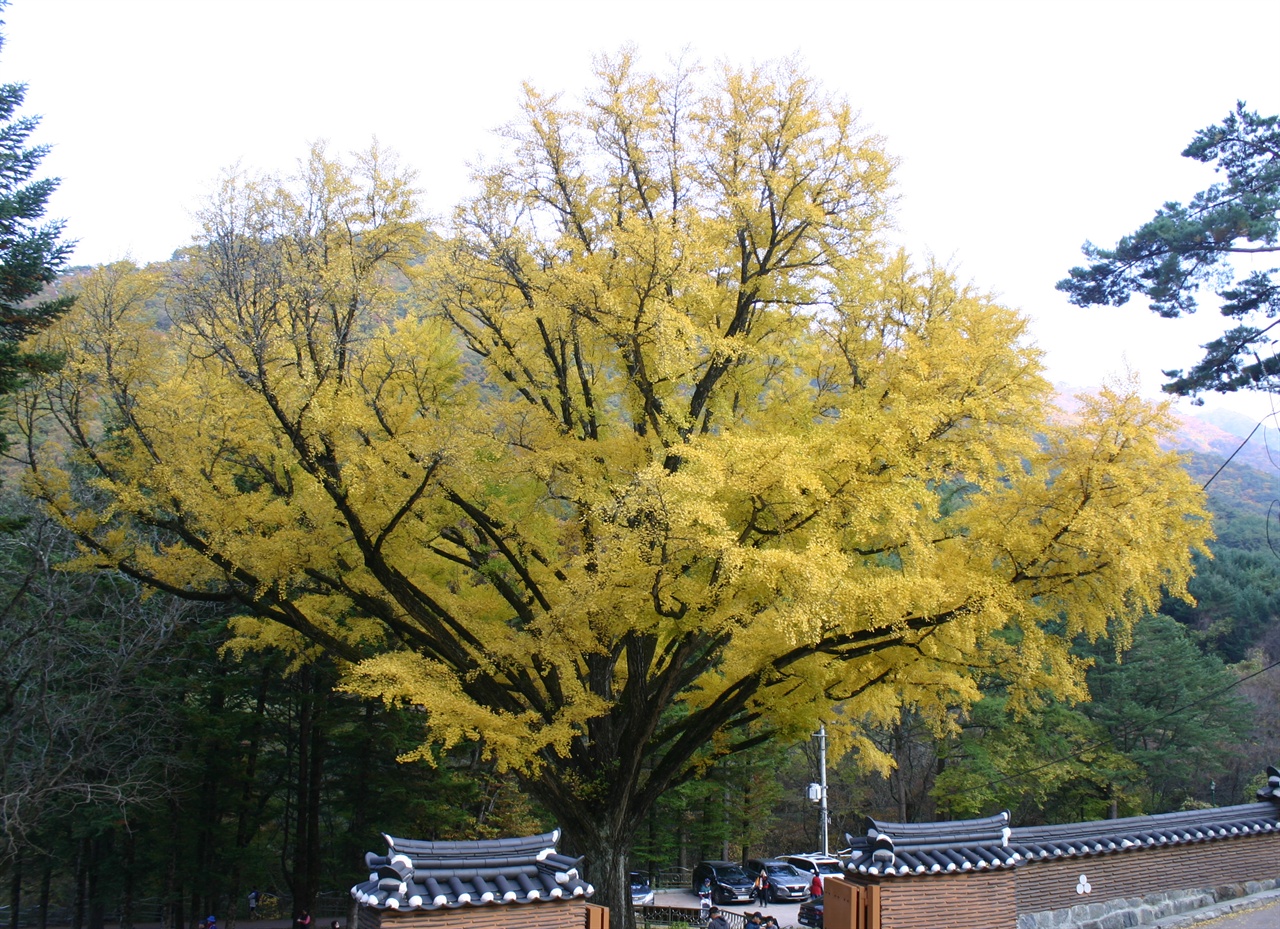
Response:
351,829,594,911
846,812,1018,877
1008,803,1280,861
846,790,1280,878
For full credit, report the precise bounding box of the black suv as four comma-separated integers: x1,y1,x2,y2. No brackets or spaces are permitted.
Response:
691,860,755,905
798,898,823,928
745,858,811,903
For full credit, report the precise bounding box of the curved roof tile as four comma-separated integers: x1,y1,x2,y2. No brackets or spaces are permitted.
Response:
352,830,593,911
845,790,1280,878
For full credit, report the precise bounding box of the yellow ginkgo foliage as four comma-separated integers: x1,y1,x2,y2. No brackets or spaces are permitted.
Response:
20,56,1208,921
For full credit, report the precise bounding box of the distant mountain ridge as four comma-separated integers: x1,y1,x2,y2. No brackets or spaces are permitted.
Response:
1169,410,1280,475
1053,384,1280,475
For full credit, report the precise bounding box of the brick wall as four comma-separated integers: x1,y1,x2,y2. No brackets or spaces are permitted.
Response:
363,900,590,929
846,830,1280,929
866,871,1016,929
1014,832,1280,916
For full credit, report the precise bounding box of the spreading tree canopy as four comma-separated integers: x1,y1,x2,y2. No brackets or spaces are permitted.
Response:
20,57,1209,925
1058,102,1280,398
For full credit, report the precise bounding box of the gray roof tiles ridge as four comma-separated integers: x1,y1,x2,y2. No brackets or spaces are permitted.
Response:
353,829,592,911
846,791,1280,878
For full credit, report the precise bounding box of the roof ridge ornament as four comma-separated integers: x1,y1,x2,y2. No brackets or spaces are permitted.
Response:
353,829,592,912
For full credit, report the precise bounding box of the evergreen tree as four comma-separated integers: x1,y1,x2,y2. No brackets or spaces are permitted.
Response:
1058,103,1279,399
0,3,73,407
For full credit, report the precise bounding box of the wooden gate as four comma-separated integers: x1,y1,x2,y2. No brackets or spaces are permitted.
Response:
823,878,880,929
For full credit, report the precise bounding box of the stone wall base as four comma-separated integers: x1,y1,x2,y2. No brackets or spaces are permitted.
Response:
1017,878,1280,929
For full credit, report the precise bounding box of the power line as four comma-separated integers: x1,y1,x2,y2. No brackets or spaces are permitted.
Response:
960,400,1280,796
953,651,1280,798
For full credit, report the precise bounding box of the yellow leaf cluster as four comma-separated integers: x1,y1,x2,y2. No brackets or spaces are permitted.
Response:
18,61,1210,802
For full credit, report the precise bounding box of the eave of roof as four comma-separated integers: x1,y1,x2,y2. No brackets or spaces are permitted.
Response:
351,829,594,911
845,799,1280,878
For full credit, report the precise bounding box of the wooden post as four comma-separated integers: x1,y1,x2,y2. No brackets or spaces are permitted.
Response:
584,904,609,929
824,878,855,929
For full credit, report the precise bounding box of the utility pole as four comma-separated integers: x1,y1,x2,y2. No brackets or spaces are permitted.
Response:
807,726,830,855
819,724,829,855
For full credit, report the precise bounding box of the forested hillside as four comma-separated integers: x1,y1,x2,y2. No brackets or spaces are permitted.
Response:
1166,450,1280,662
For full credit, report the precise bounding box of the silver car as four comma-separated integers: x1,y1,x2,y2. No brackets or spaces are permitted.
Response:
746,858,811,903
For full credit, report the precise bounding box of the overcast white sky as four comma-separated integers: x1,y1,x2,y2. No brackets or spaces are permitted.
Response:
5,0,1279,419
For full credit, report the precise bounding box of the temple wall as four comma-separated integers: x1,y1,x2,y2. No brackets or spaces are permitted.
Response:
360,899,590,929
841,831,1280,929
1014,831,1280,916
878,871,1015,929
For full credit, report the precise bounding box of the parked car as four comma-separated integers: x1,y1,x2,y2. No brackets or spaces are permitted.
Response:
779,854,844,889
630,872,654,906
691,860,756,905
798,898,824,928
745,858,811,903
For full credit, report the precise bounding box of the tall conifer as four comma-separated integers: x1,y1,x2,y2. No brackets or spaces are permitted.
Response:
0,1,73,404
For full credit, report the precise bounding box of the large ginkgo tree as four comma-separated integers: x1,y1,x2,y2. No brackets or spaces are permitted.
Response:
20,56,1208,926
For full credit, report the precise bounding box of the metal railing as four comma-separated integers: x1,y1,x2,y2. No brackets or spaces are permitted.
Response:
635,904,749,929
655,867,692,890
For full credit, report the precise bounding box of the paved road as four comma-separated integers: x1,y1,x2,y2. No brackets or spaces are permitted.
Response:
1168,895,1280,928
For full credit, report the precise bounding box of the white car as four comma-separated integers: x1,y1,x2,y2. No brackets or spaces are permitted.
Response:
779,854,845,889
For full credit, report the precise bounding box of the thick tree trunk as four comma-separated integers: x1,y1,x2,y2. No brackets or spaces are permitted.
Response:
86,835,105,929
8,853,20,929
37,861,50,929
535,781,641,929
288,663,329,918
305,708,324,910
121,829,135,929
290,664,313,916
163,798,181,929
72,837,86,929
573,821,636,929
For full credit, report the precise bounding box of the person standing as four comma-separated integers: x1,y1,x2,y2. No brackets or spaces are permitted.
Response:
707,907,730,929
810,872,822,898
753,868,769,906
248,890,259,920
698,877,713,911
293,910,312,929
